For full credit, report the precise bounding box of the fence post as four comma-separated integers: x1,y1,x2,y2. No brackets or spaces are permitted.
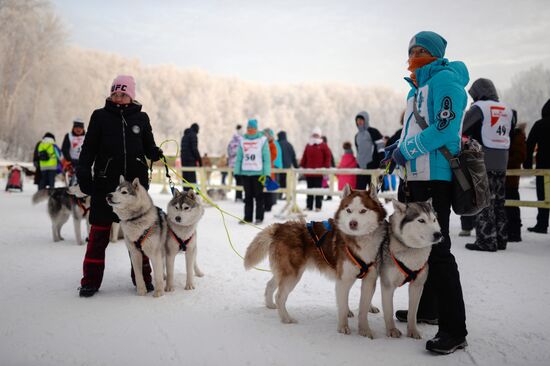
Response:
545,173,550,207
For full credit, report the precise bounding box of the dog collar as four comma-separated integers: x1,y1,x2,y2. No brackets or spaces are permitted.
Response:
133,207,165,250
168,227,194,252
390,252,427,286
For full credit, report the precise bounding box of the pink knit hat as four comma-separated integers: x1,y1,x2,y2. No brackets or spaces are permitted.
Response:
110,75,136,100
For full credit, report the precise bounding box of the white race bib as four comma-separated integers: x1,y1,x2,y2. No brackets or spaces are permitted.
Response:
241,136,266,171
474,100,512,149
69,133,86,160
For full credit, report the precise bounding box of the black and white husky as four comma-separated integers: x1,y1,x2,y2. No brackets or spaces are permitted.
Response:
165,188,205,292
107,176,167,297
32,185,90,245
379,199,441,339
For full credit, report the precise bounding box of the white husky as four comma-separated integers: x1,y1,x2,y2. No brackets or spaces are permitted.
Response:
107,176,167,297
165,188,205,292
379,199,441,339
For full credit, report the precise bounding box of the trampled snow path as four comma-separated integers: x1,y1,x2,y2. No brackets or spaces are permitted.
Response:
1,179,549,366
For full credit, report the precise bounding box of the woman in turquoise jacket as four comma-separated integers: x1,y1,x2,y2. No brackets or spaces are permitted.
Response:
389,31,469,355
234,119,271,224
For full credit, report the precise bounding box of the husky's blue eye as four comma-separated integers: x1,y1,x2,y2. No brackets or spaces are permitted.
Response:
418,218,426,223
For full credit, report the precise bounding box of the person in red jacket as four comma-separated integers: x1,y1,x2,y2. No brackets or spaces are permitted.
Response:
337,141,357,190
300,127,332,211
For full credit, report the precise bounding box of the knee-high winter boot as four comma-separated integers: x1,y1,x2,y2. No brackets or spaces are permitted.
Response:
80,224,111,296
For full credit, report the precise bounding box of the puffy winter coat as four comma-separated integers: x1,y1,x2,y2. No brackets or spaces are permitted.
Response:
525,99,550,169
300,142,331,177
234,132,271,177
337,152,357,190
227,133,242,168
276,131,298,168
506,127,527,189
77,99,161,196
180,125,202,167
397,58,469,181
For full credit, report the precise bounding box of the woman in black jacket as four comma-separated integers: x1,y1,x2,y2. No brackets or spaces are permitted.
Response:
76,75,162,297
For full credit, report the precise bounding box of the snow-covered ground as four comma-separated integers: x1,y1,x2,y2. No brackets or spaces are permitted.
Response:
1,177,549,366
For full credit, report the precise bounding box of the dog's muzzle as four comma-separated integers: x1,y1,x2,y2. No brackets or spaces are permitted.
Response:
432,231,443,243
175,216,181,223
349,220,358,230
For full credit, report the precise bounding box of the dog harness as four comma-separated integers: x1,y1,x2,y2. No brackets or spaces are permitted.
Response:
168,228,194,252
70,196,90,216
390,252,427,286
306,220,375,279
133,207,165,250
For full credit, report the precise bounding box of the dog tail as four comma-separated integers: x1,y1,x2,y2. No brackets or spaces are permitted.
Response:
244,225,275,270
32,189,50,205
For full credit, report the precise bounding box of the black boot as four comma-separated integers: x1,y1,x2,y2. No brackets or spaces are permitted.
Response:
395,310,438,325
426,332,467,355
527,226,548,234
79,286,98,298
465,243,497,252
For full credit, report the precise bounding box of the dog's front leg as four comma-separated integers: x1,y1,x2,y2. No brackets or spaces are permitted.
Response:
73,216,83,246
381,284,401,338
129,249,147,296
184,245,197,290
193,243,204,277
149,250,165,298
358,274,377,339
407,282,424,339
165,248,177,292
336,277,356,335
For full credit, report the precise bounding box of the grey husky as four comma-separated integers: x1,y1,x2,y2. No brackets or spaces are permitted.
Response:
379,199,441,339
107,176,167,297
165,188,205,292
32,185,90,245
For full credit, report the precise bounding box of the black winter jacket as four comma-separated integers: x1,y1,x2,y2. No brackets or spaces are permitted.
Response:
77,99,161,196
180,127,202,166
277,131,298,168
525,99,550,168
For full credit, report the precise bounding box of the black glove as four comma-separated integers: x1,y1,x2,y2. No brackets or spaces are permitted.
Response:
150,147,163,162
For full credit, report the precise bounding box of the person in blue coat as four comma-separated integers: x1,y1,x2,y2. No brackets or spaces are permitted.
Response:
388,31,469,355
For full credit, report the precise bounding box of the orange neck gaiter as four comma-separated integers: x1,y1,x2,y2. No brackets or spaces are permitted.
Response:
408,56,437,86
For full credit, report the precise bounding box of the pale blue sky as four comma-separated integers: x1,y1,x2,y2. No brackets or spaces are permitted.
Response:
52,0,550,92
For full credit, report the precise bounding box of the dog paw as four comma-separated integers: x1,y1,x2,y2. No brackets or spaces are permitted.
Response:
153,290,164,298
164,285,174,292
338,325,351,335
407,328,422,339
281,317,297,324
347,310,354,318
195,270,204,277
184,283,195,290
358,327,374,339
386,327,402,338
266,303,277,309
136,287,147,296
369,305,380,314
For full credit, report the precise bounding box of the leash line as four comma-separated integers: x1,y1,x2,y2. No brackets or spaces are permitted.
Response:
155,139,271,272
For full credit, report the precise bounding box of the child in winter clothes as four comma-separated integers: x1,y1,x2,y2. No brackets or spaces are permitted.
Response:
34,132,63,189
234,119,271,224
337,142,357,190
300,127,331,211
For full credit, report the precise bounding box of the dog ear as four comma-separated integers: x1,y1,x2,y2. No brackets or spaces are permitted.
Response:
119,175,125,184
368,183,379,201
173,188,181,197
187,189,196,199
342,184,352,198
425,197,433,207
392,199,407,213
132,177,140,190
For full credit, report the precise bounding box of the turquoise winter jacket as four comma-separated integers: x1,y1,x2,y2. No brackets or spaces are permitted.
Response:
398,58,470,181
234,132,272,177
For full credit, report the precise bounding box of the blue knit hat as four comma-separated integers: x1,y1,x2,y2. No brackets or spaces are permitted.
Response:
247,119,258,129
408,31,447,58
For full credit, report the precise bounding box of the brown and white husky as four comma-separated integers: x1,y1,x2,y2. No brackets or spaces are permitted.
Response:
244,184,387,338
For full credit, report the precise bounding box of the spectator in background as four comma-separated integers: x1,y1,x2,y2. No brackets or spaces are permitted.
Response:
300,127,331,211
227,124,244,201
506,119,527,242
276,130,298,199
234,119,271,224
354,111,385,189
61,118,86,185
202,153,212,184
34,132,63,189
463,78,514,252
263,128,278,212
180,123,202,190
336,141,357,190
524,98,550,234
218,154,228,185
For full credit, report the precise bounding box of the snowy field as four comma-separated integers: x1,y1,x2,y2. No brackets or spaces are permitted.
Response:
1,177,549,366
